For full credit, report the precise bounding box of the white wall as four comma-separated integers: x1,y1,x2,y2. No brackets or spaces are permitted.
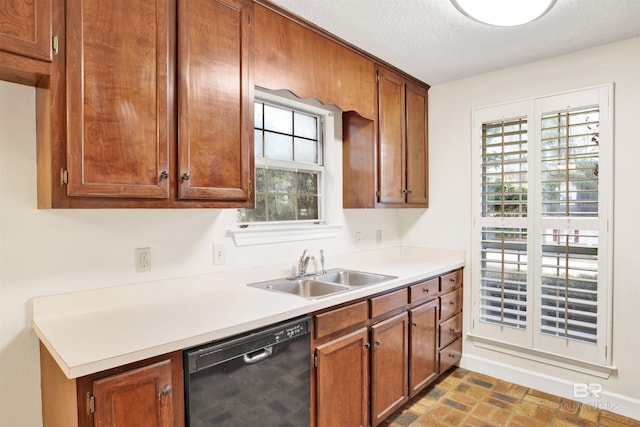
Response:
0,81,402,426
401,37,640,413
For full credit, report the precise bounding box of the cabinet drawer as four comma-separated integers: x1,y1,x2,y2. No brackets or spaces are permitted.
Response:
315,301,368,339
439,312,462,348
440,269,462,293
440,288,463,321
409,278,438,304
439,337,462,374
370,288,408,318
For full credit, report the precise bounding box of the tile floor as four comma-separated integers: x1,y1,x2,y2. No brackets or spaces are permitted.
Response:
383,367,640,427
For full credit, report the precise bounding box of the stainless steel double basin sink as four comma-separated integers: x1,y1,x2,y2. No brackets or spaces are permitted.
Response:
248,269,398,299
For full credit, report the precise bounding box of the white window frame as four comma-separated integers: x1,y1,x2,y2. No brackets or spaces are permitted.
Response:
230,88,341,246
469,84,614,376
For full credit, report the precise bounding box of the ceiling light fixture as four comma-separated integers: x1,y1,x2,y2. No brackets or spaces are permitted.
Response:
451,0,557,27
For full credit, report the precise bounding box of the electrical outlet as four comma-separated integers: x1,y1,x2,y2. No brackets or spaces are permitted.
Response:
135,247,151,272
213,243,226,265
355,231,362,246
376,229,382,244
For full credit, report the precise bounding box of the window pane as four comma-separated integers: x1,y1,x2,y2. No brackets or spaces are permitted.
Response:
298,172,318,194
264,132,292,161
254,130,263,158
264,104,292,134
481,118,528,218
255,167,266,192
541,108,599,217
540,229,598,344
267,169,296,194
294,137,317,163
254,102,263,128
480,227,528,329
267,195,296,221
294,112,317,139
297,195,318,220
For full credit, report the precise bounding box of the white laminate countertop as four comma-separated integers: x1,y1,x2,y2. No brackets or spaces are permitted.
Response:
32,246,465,379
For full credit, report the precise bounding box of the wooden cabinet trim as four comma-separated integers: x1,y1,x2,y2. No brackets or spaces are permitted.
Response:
439,312,462,349
314,300,368,340
440,287,463,322
440,269,463,293
439,337,462,374
370,288,408,319
409,277,439,304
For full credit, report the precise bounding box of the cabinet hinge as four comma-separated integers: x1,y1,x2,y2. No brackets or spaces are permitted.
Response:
248,13,252,27
86,392,95,415
313,355,318,368
248,180,252,197
52,35,59,55
376,70,380,83
60,168,68,186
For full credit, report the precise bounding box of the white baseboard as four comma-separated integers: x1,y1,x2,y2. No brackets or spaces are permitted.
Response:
459,354,640,421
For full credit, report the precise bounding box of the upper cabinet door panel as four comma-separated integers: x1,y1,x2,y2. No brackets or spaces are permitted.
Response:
66,0,171,198
377,67,406,205
254,4,375,120
0,0,51,61
178,0,253,201
405,82,428,206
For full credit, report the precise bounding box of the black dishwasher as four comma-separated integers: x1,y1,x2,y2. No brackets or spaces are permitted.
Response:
184,316,311,426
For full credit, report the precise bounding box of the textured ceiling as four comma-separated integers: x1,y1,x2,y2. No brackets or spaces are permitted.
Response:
267,0,640,85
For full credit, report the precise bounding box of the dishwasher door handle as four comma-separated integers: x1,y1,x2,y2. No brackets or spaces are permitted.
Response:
243,345,274,364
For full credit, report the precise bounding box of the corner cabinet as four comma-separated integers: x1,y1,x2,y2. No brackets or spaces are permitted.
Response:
376,65,428,207
342,66,429,209
40,343,184,427
39,0,254,208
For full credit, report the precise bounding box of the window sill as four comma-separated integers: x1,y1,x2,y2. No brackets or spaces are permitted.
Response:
228,224,341,246
467,333,617,379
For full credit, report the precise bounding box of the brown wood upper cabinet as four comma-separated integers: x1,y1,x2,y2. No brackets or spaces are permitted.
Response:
377,65,428,207
41,0,254,208
0,0,52,61
178,0,253,201
66,0,171,199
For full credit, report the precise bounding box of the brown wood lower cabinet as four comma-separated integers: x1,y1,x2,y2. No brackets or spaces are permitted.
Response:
409,298,439,397
39,343,184,427
315,328,370,427
312,268,462,427
371,312,409,426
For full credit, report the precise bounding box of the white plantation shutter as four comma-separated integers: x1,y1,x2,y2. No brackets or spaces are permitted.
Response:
472,85,612,367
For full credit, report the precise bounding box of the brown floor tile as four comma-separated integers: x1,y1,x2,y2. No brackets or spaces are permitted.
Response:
599,410,640,426
554,410,598,427
528,388,563,403
390,368,638,427
514,400,538,418
525,393,563,409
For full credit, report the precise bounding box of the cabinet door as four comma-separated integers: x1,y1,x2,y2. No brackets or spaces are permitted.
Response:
92,359,175,427
370,312,409,426
409,299,438,396
66,0,171,198
178,0,253,201
377,66,406,205
315,327,369,427
0,0,51,61
405,81,428,206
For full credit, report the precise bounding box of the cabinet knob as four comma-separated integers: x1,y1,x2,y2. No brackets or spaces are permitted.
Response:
450,278,456,283
412,322,417,327
450,328,458,333
423,288,430,293
182,173,191,181
160,385,172,396
159,171,168,180
364,343,370,349
375,340,380,346
449,353,456,359
450,301,456,305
